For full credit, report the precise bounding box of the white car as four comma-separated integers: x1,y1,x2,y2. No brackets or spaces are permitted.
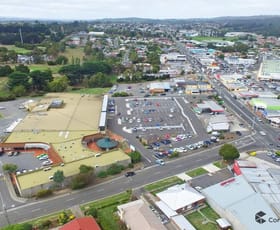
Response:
259,131,266,136
42,160,53,166
155,159,165,166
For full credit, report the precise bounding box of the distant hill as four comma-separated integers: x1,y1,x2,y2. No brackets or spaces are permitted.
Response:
1,15,280,36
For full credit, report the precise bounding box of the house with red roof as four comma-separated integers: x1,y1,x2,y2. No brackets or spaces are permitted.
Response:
59,217,101,230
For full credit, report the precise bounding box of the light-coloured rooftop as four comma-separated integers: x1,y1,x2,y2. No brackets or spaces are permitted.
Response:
14,93,102,131
17,149,130,190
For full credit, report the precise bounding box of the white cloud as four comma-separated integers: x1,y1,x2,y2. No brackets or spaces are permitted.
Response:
0,0,279,20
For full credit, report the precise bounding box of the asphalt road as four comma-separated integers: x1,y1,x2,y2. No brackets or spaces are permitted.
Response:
0,135,257,227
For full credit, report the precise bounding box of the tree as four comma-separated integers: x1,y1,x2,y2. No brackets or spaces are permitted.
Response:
55,55,68,65
12,85,27,97
2,163,18,173
79,164,93,174
53,170,65,186
219,144,240,162
30,70,53,91
48,76,68,92
71,174,89,189
8,72,29,91
129,151,141,164
15,64,30,74
0,65,13,77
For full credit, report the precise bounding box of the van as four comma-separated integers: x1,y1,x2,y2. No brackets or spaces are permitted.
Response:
95,153,101,157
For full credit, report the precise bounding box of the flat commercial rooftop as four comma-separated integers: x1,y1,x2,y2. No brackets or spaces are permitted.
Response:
14,93,102,131
17,149,130,190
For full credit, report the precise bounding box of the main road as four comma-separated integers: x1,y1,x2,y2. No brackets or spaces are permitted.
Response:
0,135,258,227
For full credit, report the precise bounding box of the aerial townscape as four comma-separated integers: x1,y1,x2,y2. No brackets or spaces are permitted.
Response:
1,1,280,230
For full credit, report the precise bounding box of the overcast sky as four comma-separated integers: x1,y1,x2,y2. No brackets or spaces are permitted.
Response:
1,0,279,20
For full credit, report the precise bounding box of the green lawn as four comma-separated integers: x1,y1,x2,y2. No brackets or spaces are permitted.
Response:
213,161,227,169
186,204,220,230
186,168,208,177
28,64,62,74
0,45,32,54
81,191,132,230
71,88,110,95
62,47,85,63
144,176,184,194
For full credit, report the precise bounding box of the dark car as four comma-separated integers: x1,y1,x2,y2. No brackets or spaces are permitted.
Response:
125,171,135,177
236,131,242,136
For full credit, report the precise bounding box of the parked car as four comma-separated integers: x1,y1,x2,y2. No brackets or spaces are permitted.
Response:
42,160,53,166
38,155,49,160
236,131,242,136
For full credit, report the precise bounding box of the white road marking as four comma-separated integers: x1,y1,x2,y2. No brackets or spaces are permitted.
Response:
31,208,41,212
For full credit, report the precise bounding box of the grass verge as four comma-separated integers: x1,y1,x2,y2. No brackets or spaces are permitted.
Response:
144,176,184,194
213,161,227,169
81,191,132,230
71,88,110,95
186,168,208,177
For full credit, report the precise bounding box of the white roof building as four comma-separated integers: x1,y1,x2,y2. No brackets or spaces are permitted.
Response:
156,184,205,212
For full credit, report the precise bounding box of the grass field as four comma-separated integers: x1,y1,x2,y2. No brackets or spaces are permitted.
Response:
71,88,110,95
62,47,85,63
28,64,62,74
213,161,228,169
186,204,220,230
0,45,32,54
144,176,184,194
186,167,208,177
191,36,238,42
81,191,132,230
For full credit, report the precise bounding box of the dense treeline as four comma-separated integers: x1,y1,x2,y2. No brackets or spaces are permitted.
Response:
216,16,280,37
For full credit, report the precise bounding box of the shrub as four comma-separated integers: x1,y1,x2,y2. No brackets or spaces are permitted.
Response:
58,211,69,225
85,206,98,218
38,219,52,229
129,151,141,163
97,171,108,178
71,174,88,190
112,92,129,97
107,164,124,175
36,189,53,198
128,163,134,168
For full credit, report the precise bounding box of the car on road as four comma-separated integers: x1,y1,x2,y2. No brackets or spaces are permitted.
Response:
125,171,135,177
155,159,165,166
259,131,266,136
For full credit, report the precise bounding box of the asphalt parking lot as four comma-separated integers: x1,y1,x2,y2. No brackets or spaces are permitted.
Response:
0,98,41,174
113,94,210,145
0,152,42,175
190,168,233,190
0,98,29,140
